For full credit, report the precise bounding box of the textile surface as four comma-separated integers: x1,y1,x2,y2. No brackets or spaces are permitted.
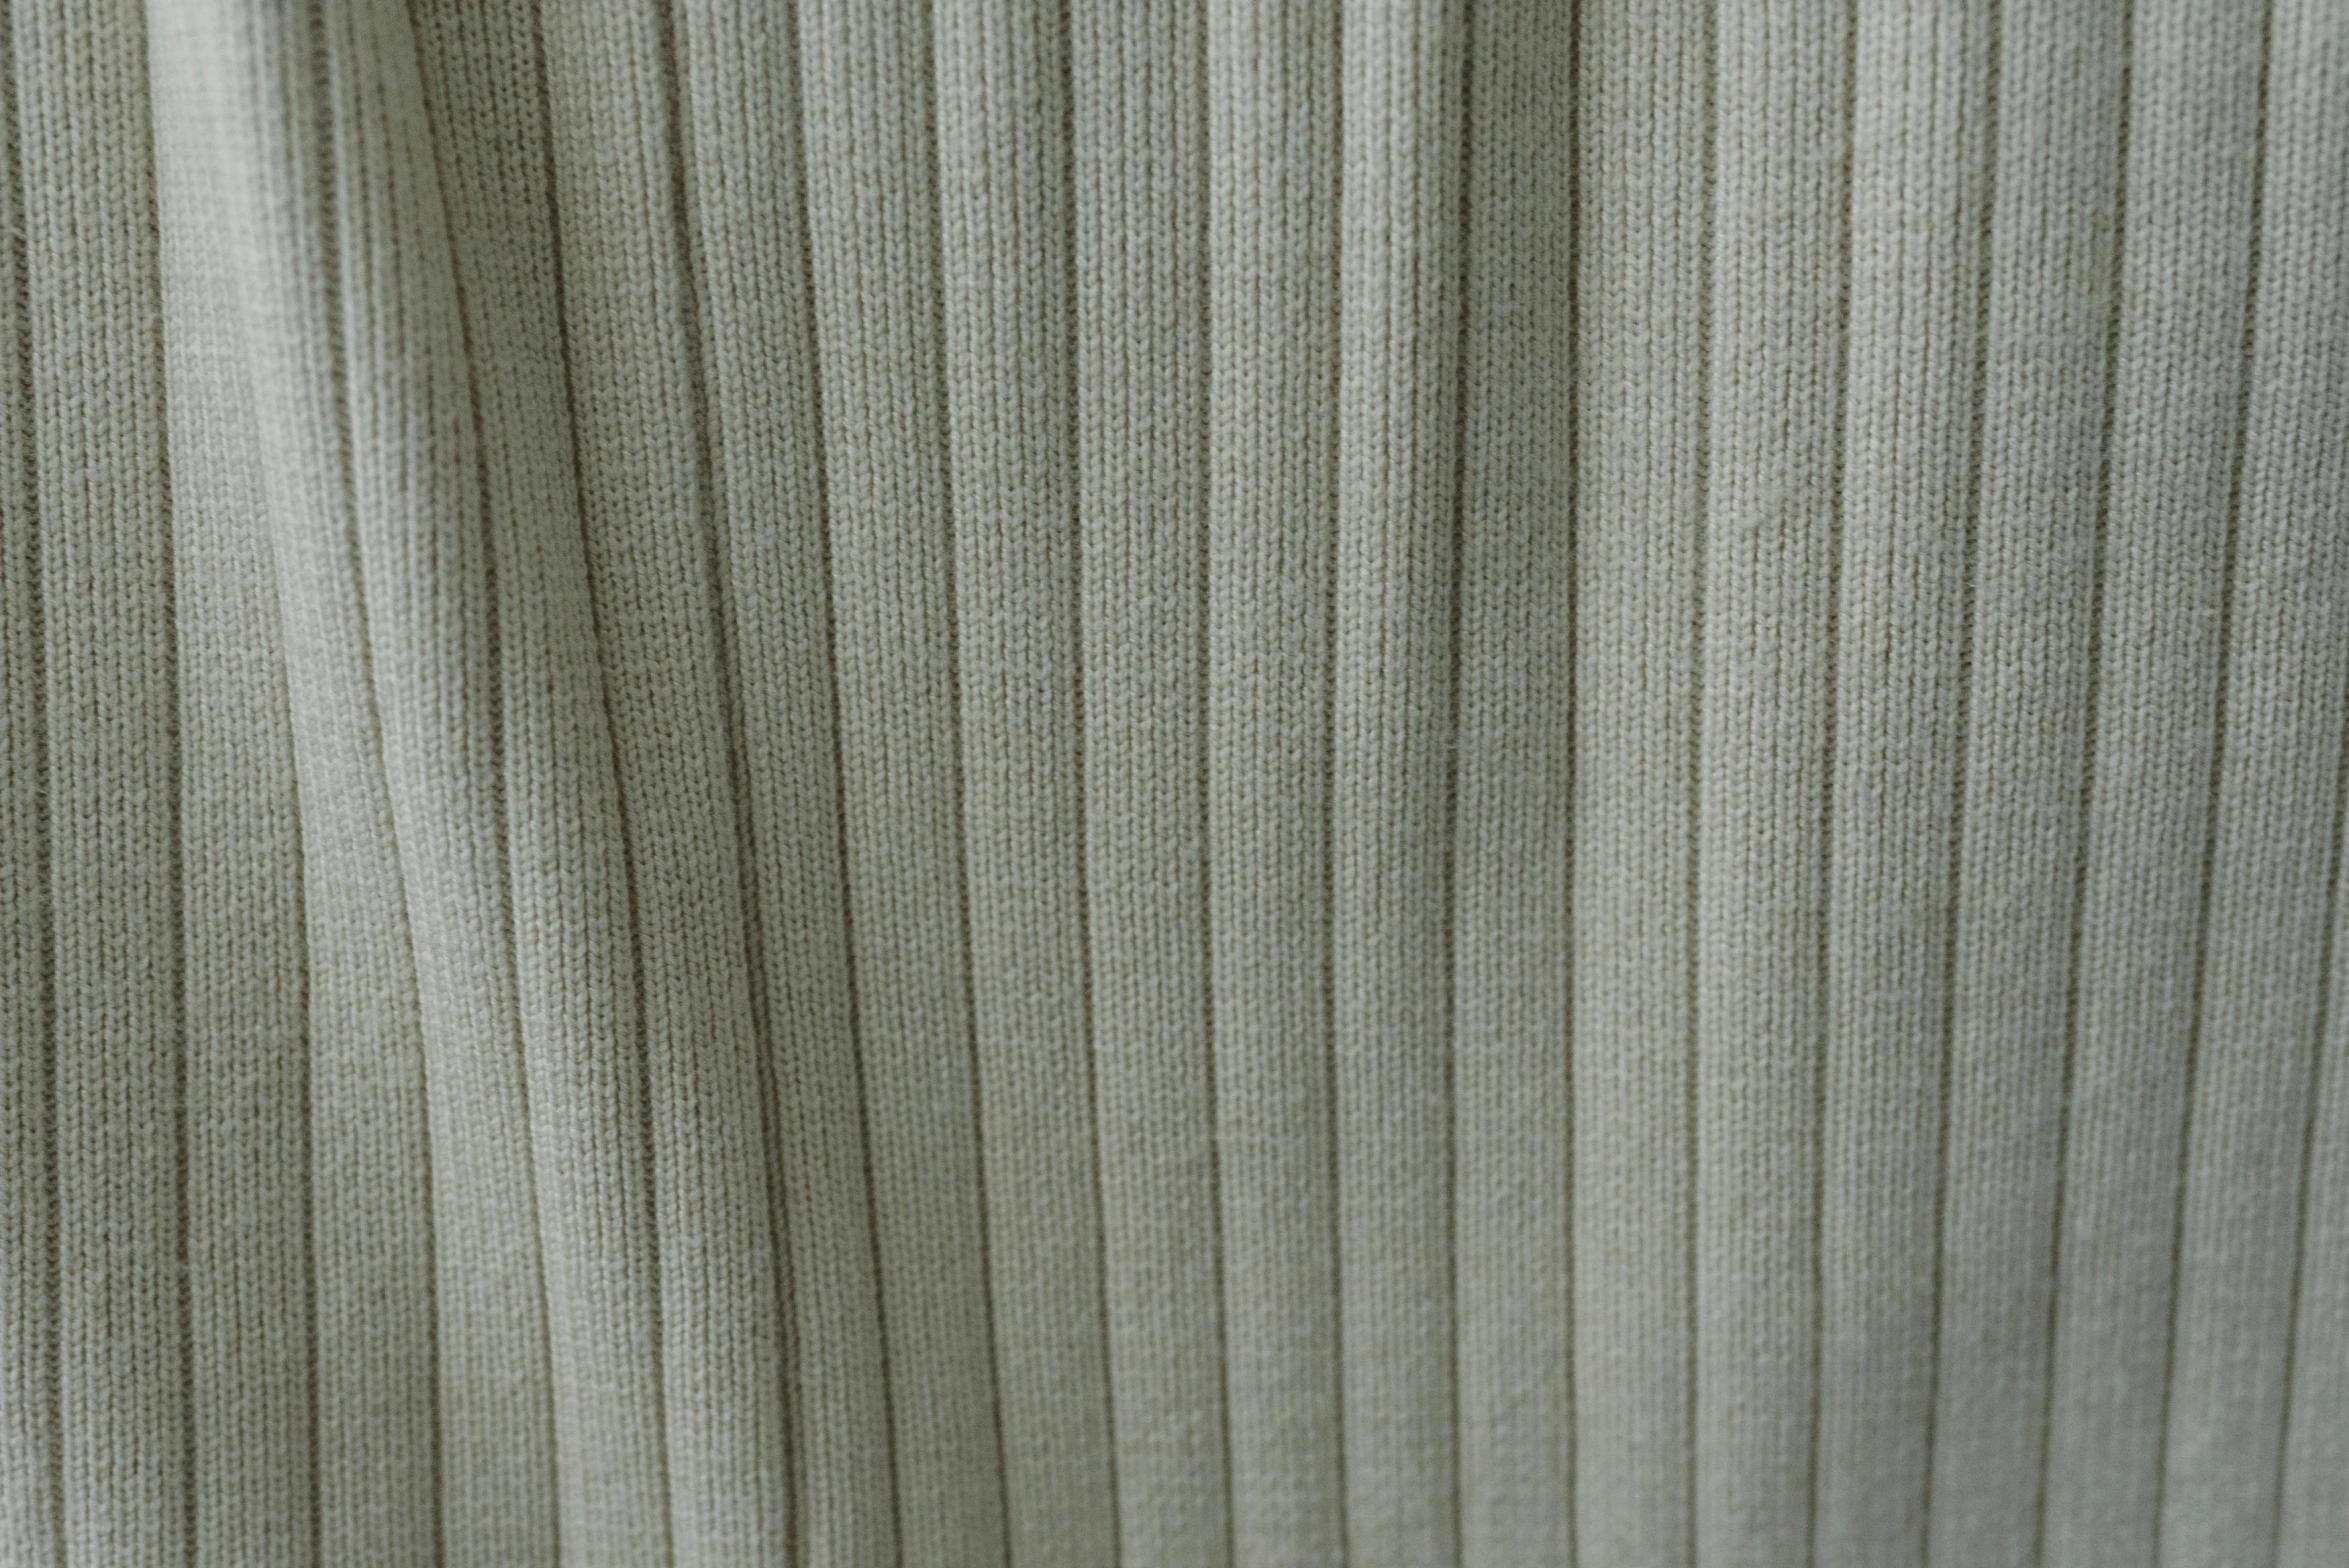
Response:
2,0,2346,1564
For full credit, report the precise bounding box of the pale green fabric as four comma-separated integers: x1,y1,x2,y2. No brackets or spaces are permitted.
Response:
3,1,2346,1564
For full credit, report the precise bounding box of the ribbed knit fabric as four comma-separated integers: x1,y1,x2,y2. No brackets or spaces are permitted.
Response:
3,2,2346,1565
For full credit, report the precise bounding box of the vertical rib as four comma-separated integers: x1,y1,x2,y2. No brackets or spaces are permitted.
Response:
1330,1,1468,1559
1695,3,1851,1562
2270,16,2349,1562
1930,7,2127,1565
1204,1,1347,1558
1453,0,1573,1558
933,1,1116,1559
406,3,673,1557
24,0,184,1556
539,0,797,1555
324,3,562,1556
1072,1,1230,1560
659,0,804,1543
2160,0,2348,1557
795,1,1007,1557
2281,704,2349,1568
672,0,898,1558
197,4,446,1555
2038,4,2266,1560
146,6,315,1559
1571,2,1710,1560
0,0,57,1554
1815,6,1995,1562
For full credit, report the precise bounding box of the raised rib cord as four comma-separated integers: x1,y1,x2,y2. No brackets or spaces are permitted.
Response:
1928,9,2124,1567
1206,2,1346,1559
2,5,2345,1566
1570,4,1708,1561
2043,8,2267,1565
1695,3,1851,1561
1454,1,1572,1560
1817,7,1993,1562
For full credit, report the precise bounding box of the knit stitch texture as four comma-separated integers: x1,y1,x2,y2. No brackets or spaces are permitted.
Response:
2,1,2346,1565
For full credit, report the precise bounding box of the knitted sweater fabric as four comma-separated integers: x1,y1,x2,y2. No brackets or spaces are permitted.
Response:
3,1,2346,1564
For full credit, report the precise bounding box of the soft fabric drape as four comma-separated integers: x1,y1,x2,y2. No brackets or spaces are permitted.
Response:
3,1,2346,1564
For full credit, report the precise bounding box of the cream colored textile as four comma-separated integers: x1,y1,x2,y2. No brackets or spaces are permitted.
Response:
3,0,2346,1564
